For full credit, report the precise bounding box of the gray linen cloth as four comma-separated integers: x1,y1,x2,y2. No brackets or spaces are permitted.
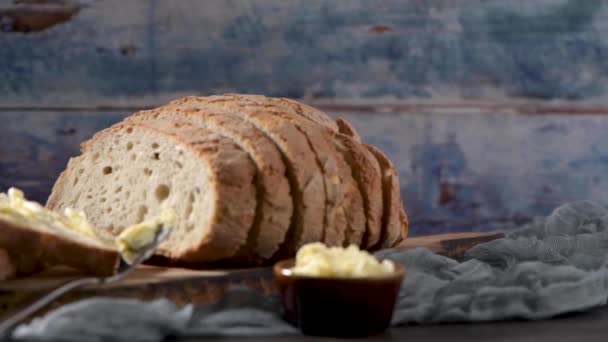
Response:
9,200,608,341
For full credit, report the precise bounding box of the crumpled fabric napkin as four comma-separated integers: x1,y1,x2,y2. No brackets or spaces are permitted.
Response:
9,200,608,341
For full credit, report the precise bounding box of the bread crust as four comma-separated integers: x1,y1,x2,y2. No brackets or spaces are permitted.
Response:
125,105,292,261
276,96,341,132
221,94,340,133
364,144,409,249
0,215,119,276
179,95,373,251
335,117,362,142
335,134,383,248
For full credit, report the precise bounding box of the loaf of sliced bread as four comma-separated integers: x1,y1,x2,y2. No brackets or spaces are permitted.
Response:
273,96,341,133
42,94,409,267
124,104,292,260
47,119,257,263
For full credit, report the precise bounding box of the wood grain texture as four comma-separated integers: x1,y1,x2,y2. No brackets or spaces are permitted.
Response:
0,266,277,322
1,0,608,106
397,232,504,259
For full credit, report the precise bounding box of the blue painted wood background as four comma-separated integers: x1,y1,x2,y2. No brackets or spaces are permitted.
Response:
2,0,608,105
2,0,608,236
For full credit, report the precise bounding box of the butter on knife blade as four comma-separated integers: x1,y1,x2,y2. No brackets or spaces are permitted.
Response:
115,208,176,264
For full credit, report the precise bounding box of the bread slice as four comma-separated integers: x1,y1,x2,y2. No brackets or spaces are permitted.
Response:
330,147,365,247
335,134,383,248
0,215,119,277
123,105,292,260
47,120,257,263
364,144,409,249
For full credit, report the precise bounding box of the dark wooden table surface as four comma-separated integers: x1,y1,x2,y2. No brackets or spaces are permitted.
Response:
182,305,608,341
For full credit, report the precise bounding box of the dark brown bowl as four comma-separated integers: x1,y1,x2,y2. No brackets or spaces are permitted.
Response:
273,258,404,338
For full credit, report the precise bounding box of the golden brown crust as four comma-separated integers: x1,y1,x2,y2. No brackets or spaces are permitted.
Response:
364,144,409,249
396,199,409,246
125,105,292,261
221,94,340,132
335,134,383,248
46,163,70,210
335,117,362,142
340,178,365,247
276,96,340,132
0,215,119,277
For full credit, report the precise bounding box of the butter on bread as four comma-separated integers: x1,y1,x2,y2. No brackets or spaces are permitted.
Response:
0,188,174,278
116,208,176,264
0,190,120,277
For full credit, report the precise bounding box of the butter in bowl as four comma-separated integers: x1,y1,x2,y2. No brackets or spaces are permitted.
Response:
273,243,405,338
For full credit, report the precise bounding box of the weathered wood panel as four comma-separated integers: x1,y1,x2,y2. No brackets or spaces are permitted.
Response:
3,108,608,236
2,0,608,106
342,109,608,234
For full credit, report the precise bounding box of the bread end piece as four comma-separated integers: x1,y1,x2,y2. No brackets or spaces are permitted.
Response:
363,144,409,250
0,215,120,277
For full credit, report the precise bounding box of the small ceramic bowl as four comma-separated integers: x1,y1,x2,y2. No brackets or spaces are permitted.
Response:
273,258,405,338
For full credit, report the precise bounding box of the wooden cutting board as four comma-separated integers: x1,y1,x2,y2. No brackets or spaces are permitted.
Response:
0,231,503,320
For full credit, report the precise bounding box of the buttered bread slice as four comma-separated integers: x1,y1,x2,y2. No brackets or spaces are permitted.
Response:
47,120,257,263
0,187,120,277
